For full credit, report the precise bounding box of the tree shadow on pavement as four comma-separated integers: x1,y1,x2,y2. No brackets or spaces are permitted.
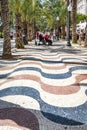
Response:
50,47,82,54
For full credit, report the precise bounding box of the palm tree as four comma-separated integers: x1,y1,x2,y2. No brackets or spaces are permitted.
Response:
21,0,32,42
9,0,24,49
72,0,77,43
21,6,28,43
26,0,42,41
15,12,24,48
1,0,12,59
40,0,66,31
84,20,87,47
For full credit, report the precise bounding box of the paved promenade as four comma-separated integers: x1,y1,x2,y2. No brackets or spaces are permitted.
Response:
0,40,87,130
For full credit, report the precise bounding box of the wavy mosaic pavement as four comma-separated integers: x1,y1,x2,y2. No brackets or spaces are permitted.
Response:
0,42,87,130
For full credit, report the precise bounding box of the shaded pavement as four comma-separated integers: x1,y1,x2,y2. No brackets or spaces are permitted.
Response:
0,40,87,130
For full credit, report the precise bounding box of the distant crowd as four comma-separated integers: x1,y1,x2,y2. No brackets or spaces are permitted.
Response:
35,30,59,46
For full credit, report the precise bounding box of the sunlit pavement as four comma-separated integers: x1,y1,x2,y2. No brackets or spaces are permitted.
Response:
0,39,87,130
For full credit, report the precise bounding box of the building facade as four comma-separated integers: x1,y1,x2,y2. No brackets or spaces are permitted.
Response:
77,0,87,15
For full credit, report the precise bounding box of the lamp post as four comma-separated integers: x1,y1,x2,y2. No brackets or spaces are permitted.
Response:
67,0,72,46
56,16,59,40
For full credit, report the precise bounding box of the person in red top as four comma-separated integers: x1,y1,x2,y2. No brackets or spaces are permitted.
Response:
44,34,49,40
36,31,39,39
44,32,52,45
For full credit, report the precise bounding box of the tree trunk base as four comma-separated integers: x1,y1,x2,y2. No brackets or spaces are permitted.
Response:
16,43,24,49
2,55,13,60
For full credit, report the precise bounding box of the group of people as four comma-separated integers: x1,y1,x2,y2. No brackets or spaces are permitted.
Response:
35,29,60,46
35,31,53,46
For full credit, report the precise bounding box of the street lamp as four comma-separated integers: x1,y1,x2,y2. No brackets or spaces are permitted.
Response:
56,16,59,40
67,0,72,46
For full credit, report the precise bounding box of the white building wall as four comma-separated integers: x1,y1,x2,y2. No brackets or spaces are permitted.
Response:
77,0,87,15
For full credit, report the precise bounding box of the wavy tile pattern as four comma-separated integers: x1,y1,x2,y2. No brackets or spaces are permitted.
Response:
0,42,87,129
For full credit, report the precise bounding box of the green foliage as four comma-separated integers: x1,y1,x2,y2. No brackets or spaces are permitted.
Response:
0,32,3,38
8,0,66,31
76,13,87,23
9,0,22,29
42,0,66,29
35,0,66,31
9,0,21,13
21,0,34,21
16,42,24,49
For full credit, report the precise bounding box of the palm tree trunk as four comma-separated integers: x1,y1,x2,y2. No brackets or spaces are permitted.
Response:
72,0,77,43
84,21,87,46
27,21,33,41
62,25,66,39
22,20,28,44
15,13,24,48
1,0,12,59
